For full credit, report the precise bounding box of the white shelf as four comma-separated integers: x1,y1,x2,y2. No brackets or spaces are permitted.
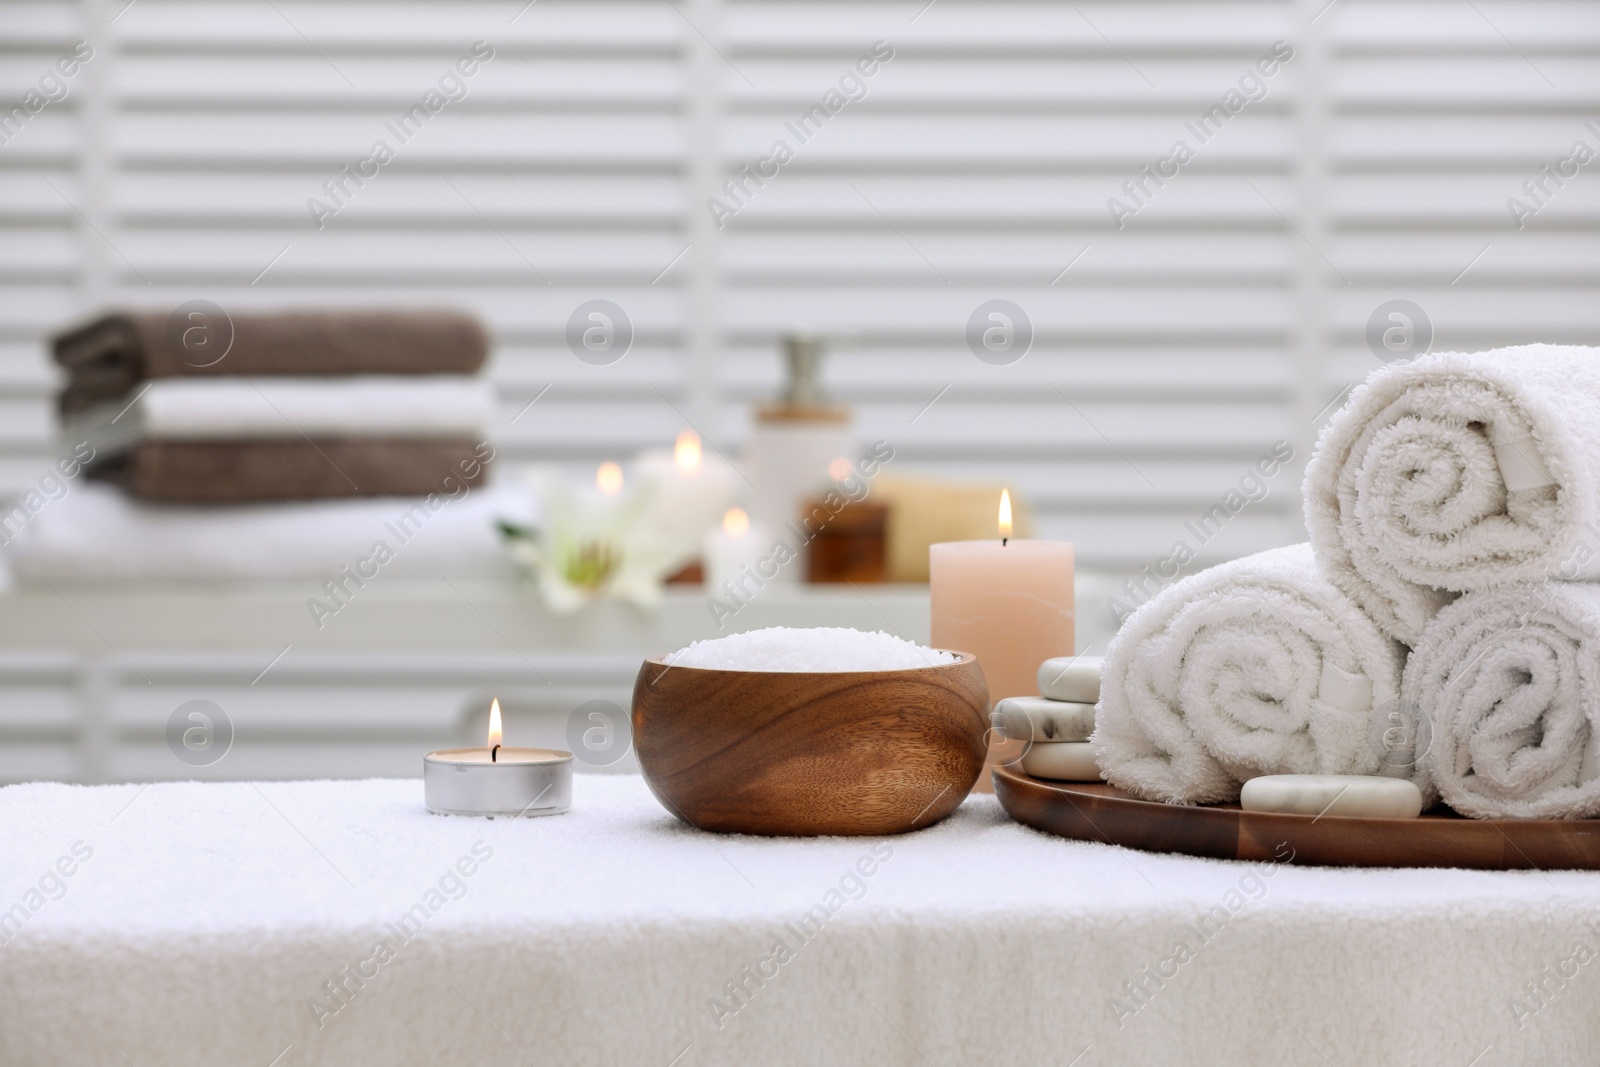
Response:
0,581,936,785
0,576,1121,786
0,579,934,653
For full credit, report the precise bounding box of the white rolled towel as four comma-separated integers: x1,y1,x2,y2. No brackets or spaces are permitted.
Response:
1305,344,1600,646
1404,582,1600,820
1095,544,1412,805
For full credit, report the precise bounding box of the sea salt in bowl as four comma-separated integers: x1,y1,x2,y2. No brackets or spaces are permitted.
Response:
633,627,989,836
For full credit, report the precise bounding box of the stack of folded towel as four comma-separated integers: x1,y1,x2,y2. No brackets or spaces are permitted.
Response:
53,309,493,503
1094,343,1600,820
991,656,1105,782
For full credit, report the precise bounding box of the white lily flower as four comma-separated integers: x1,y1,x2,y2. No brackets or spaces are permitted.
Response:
498,470,678,615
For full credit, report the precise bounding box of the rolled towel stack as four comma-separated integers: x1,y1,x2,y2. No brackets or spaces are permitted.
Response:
1303,343,1600,818
1094,545,1410,805
989,656,1104,781
52,309,493,503
1096,343,1600,820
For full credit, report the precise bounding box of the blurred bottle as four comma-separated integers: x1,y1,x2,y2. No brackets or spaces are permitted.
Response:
743,333,856,581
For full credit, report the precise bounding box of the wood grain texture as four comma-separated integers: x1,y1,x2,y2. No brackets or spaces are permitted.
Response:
632,653,989,836
993,765,1600,870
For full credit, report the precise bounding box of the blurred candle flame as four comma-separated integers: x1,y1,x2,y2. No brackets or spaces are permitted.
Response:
674,430,702,473
487,697,502,749
998,489,1013,541
828,457,852,481
596,461,623,495
723,507,750,537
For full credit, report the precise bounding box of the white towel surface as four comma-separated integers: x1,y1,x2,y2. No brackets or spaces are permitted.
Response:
1305,344,1600,645
65,376,494,453
1405,582,1600,820
1096,545,1411,805
1,776,1598,1067
2,482,530,581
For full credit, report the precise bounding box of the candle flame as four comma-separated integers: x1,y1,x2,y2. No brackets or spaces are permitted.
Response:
596,461,623,495
674,430,702,473
828,457,852,481
487,697,502,749
723,507,750,536
998,488,1013,541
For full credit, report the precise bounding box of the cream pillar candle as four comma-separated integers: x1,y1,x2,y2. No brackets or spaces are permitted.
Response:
930,491,1074,791
703,507,771,598
634,430,741,571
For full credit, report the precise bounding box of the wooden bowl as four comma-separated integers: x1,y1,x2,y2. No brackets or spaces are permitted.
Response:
631,651,989,836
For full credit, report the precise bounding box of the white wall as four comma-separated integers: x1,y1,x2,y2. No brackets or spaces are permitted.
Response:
4,0,1598,587
4,0,1599,782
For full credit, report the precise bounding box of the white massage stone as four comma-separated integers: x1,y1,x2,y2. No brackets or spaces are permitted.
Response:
1019,741,1103,782
992,696,1096,742
1240,775,1423,819
1037,656,1102,703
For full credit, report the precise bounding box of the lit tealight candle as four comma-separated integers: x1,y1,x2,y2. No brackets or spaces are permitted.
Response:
930,490,1074,791
423,698,573,817
596,461,623,496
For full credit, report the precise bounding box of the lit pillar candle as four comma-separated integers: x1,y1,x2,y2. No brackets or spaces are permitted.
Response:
703,507,772,600
595,460,623,497
930,490,1074,791
423,698,573,817
634,430,742,571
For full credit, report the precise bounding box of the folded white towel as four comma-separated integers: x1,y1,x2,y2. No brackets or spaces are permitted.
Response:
1404,582,1600,819
64,376,494,452
1095,544,1411,805
2,482,531,581
1304,344,1600,645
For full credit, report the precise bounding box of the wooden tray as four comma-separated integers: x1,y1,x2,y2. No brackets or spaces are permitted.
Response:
992,764,1600,870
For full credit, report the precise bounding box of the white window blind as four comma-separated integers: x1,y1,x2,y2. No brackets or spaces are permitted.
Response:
4,0,1598,591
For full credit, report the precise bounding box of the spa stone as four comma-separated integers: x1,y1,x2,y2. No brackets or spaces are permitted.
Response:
1019,741,1103,782
1037,656,1102,703
1240,774,1423,819
993,696,1095,742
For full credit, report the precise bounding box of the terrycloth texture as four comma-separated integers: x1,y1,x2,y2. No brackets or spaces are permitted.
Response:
2,482,529,580
53,309,488,412
89,438,489,503
1096,544,1411,805
1304,344,1600,645
1,777,1597,1067
65,377,493,453
1405,583,1600,819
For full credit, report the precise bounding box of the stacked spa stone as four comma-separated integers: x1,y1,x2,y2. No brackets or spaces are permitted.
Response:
991,656,1104,781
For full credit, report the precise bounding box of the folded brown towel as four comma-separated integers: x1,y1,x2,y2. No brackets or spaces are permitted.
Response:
88,438,491,504
54,309,488,413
